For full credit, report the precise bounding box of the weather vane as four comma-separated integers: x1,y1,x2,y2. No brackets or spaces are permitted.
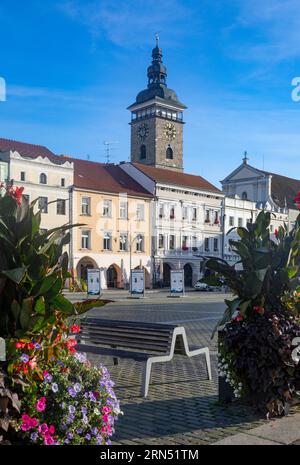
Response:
155,32,159,47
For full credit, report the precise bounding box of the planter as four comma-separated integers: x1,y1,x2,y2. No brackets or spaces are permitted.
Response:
218,374,235,404
218,330,234,403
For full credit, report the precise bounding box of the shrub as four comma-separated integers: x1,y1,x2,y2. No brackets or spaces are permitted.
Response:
202,209,300,415
0,182,116,443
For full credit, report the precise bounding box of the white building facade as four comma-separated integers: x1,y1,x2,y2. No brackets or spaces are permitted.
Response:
120,162,225,287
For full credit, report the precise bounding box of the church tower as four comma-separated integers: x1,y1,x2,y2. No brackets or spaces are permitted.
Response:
128,39,187,171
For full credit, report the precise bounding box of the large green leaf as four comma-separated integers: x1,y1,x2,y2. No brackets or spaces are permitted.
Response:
1,267,27,284
50,294,75,315
74,299,113,315
20,297,34,330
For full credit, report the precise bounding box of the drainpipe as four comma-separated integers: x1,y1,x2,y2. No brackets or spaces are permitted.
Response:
69,186,74,286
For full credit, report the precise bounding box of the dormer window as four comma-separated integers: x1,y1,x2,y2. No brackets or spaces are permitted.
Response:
40,173,47,184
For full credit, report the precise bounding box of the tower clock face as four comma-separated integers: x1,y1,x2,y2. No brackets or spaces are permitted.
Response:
137,123,149,140
164,122,176,141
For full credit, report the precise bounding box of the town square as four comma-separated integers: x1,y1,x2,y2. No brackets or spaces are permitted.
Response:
1,0,300,452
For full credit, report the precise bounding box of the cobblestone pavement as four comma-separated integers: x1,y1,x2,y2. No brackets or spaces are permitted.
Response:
84,297,279,445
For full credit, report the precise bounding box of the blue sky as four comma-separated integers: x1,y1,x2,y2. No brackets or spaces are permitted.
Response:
1,0,300,187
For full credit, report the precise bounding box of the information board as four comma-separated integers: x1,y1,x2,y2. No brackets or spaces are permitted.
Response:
130,269,145,295
170,270,184,295
87,269,101,296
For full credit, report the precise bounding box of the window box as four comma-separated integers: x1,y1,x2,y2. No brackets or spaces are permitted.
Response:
170,215,175,219
182,246,189,251
214,219,220,225
192,247,198,252
159,214,164,218
205,219,210,223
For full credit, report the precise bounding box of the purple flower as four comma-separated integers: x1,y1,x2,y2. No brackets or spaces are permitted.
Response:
96,435,103,445
74,383,82,393
85,433,91,441
34,343,41,350
44,373,53,383
81,406,87,415
67,432,73,440
60,424,67,431
20,353,29,363
68,387,77,398
84,392,89,399
82,415,89,425
64,439,70,444
30,432,38,442
51,383,59,393
91,427,98,436
76,428,83,434
69,405,76,414
106,439,112,445
57,360,64,367
89,392,97,402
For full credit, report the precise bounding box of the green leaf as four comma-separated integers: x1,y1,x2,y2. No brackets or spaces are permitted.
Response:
74,299,112,315
34,297,46,315
1,267,27,284
20,297,34,330
50,294,75,315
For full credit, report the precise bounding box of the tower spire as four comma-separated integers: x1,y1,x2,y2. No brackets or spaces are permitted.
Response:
243,150,249,164
147,37,167,88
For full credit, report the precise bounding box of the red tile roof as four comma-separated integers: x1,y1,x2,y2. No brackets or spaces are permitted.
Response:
0,137,57,160
72,158,153,198
133,163,222,194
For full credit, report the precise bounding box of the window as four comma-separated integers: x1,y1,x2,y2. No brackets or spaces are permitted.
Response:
103,232,112,250
192,236,197,248
136,204,144,220
182,206,188,220
39,173,47,184
57,199,66,215
169,235,175,250
61,178,65,187
20,171,25,181
205,210,210,223
170,206,175,219
158,234,164,249
214,238,219,252
136,234,144,252
102,199,112,217
204,238,210,252
23,194,30,203
119,233,128,251
192,208,197,221
214,211,219,224
81,197,91,215
120,201,128,219
242,191,248,200
182,236,188,248
140,145,146,159
158,204,164,218
166,145,173,159
38,196,48,213
229,216,234,227
270,225,274,233
81,230,91,249
238,217,243,227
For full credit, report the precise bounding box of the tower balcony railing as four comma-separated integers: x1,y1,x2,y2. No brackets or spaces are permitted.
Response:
131,110,183,123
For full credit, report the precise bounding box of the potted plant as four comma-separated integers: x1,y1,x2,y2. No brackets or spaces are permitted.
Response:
201,208,300,416
0,181,120,444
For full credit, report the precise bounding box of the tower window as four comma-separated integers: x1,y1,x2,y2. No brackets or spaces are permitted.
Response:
166,145,173,159
140,145,146,159
242,191,248,200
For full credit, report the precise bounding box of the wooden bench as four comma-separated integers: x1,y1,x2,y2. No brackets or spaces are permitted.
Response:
75,318,212,397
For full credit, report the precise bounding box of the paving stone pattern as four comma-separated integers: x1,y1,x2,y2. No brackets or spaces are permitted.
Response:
86,300,295,445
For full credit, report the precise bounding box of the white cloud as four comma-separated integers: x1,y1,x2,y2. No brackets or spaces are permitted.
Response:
57,0,196,48
228,0,300,63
